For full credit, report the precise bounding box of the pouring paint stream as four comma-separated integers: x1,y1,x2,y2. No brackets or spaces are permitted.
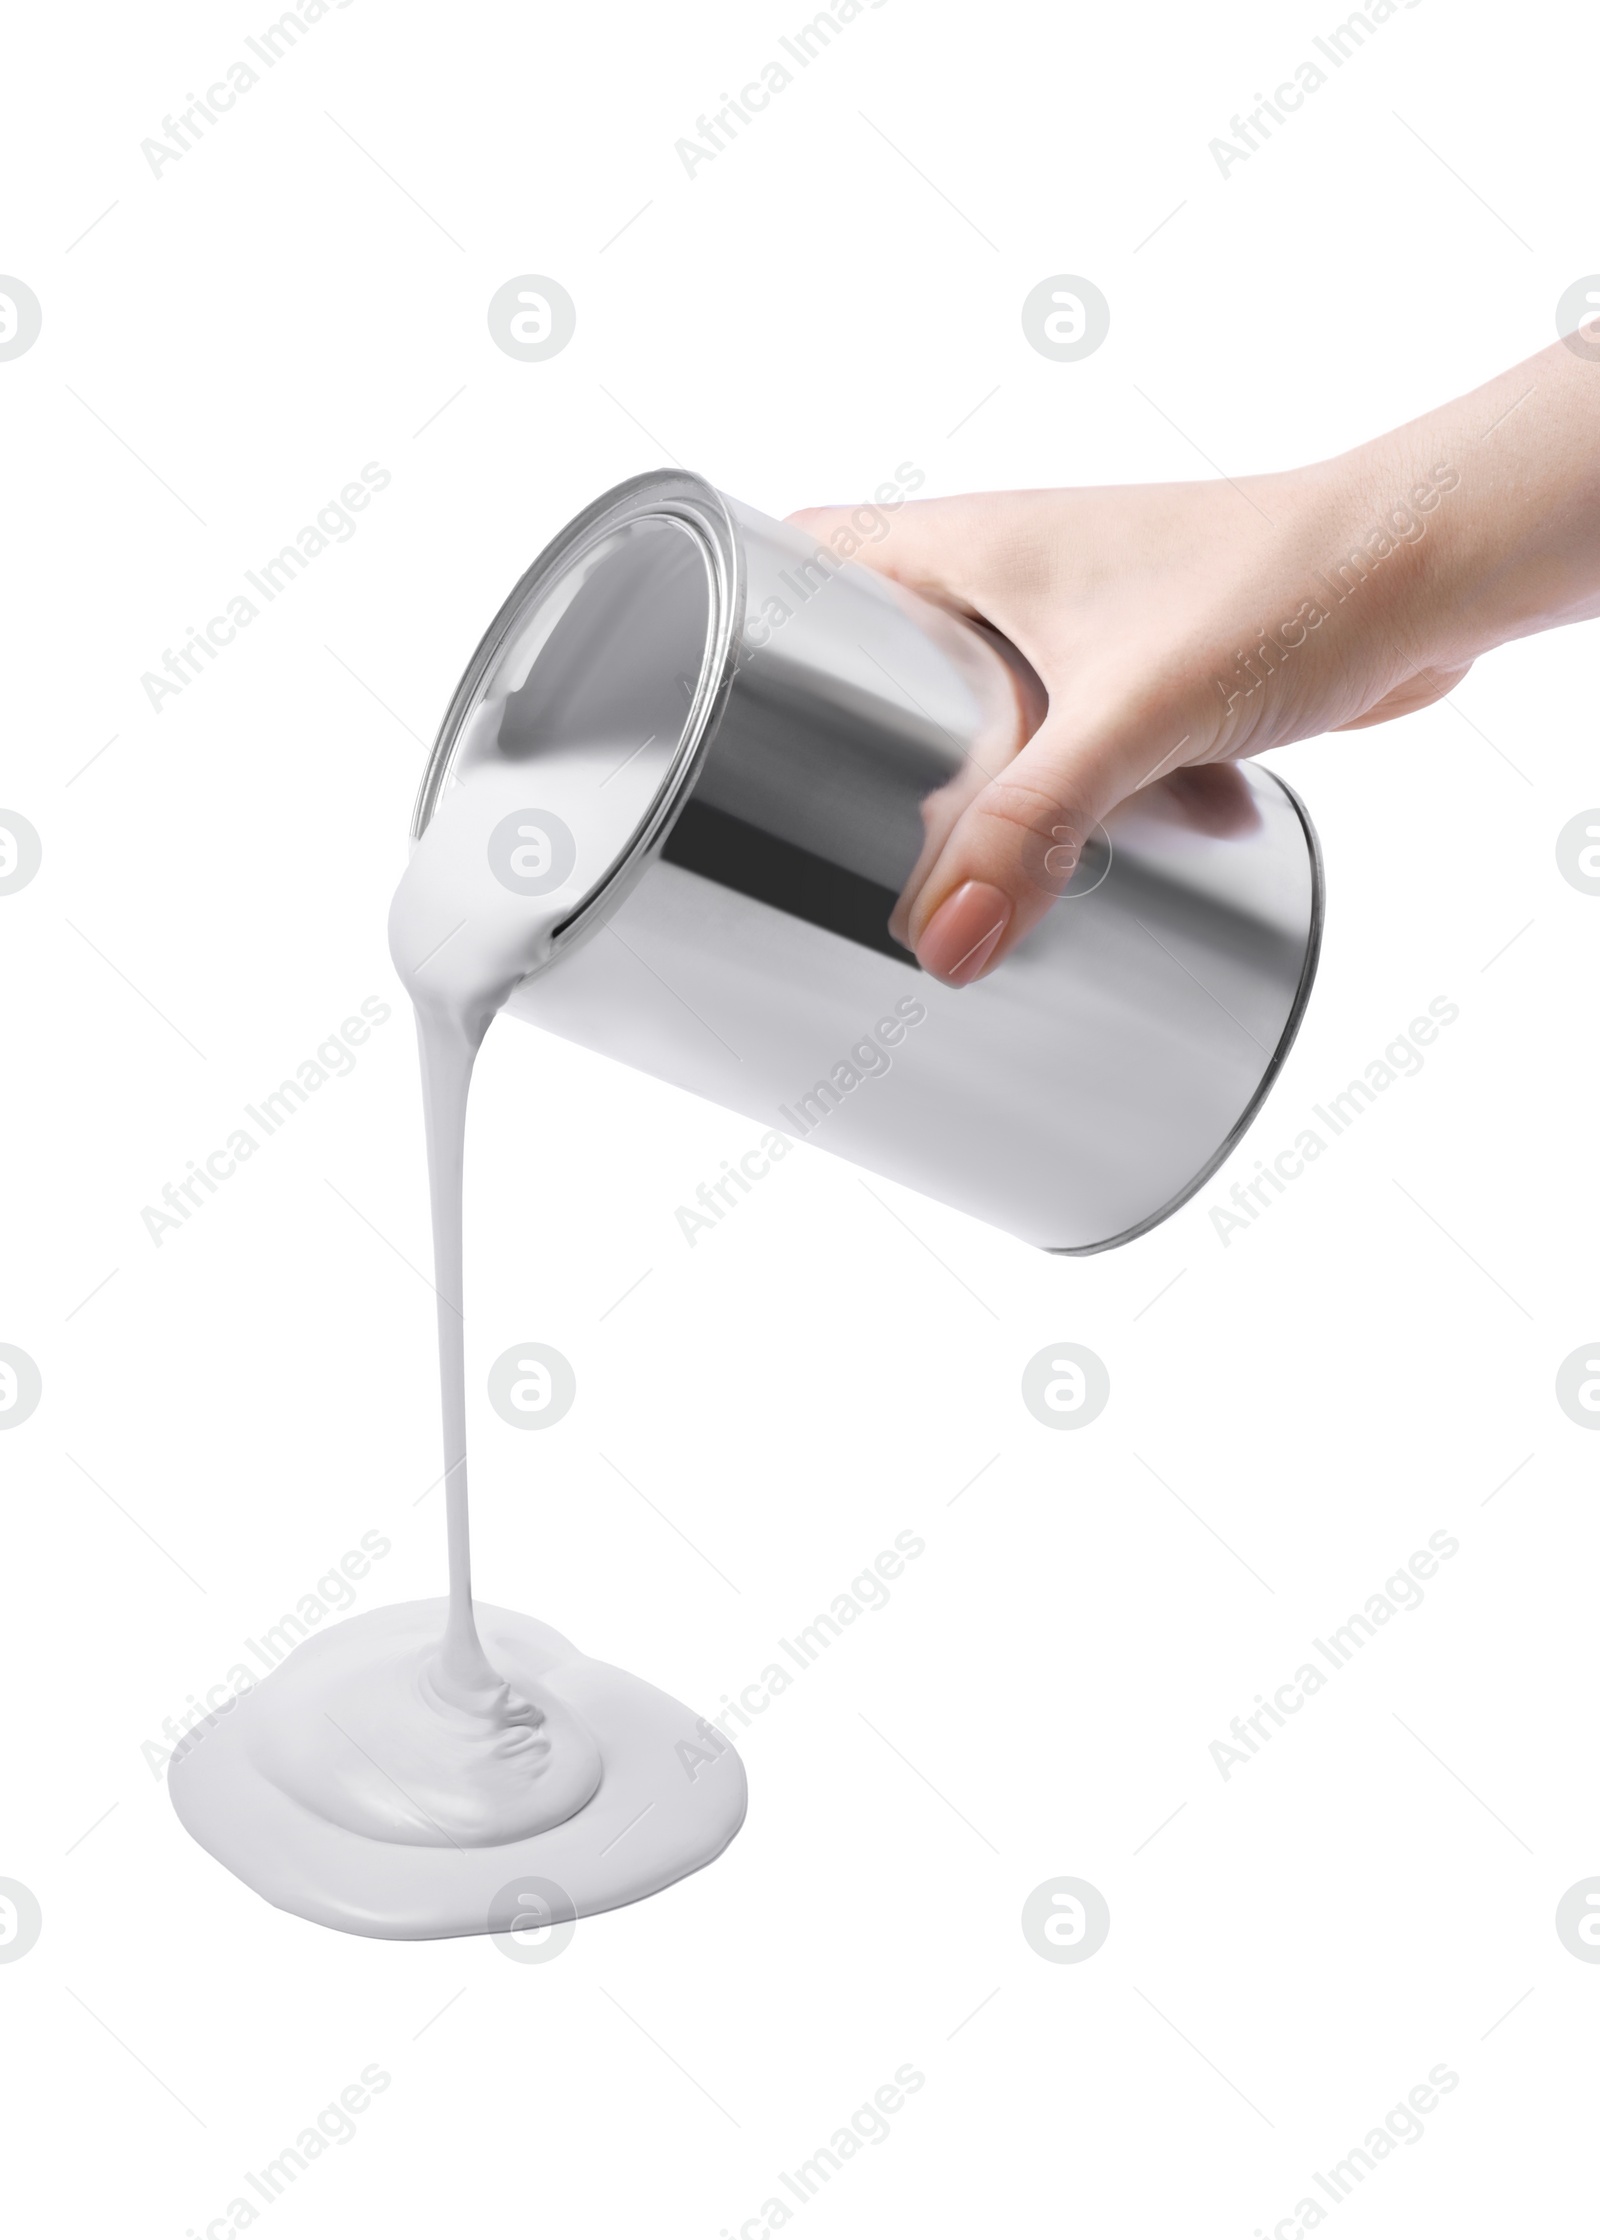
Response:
167,599,747,1934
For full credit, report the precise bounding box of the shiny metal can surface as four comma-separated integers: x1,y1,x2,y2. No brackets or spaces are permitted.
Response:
410,470,1323,1252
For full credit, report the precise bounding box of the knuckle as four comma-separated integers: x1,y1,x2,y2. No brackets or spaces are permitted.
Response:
978,777,1079,837
975,776,1096,899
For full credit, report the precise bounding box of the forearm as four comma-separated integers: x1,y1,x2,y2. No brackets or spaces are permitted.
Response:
1337,342,1600,670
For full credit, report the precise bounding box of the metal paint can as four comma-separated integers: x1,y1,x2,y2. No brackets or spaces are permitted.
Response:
410,470,1322,1252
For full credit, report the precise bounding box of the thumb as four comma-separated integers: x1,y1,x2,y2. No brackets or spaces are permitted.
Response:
786,501,1174,985
906,714,1142,986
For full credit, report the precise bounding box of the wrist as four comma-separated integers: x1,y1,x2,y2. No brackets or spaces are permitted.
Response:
1285,439,1470,682
1323,344,1600,672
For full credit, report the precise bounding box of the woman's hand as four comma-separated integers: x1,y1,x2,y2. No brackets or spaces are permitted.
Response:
790,340,1600,984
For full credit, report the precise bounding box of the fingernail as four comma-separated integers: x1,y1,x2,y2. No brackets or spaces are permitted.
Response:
917,881,1011,986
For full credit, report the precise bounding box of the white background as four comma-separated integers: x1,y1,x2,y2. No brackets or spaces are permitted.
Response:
3,0,1597,2233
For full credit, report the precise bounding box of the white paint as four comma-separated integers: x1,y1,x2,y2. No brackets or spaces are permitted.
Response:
171,675,745,1937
